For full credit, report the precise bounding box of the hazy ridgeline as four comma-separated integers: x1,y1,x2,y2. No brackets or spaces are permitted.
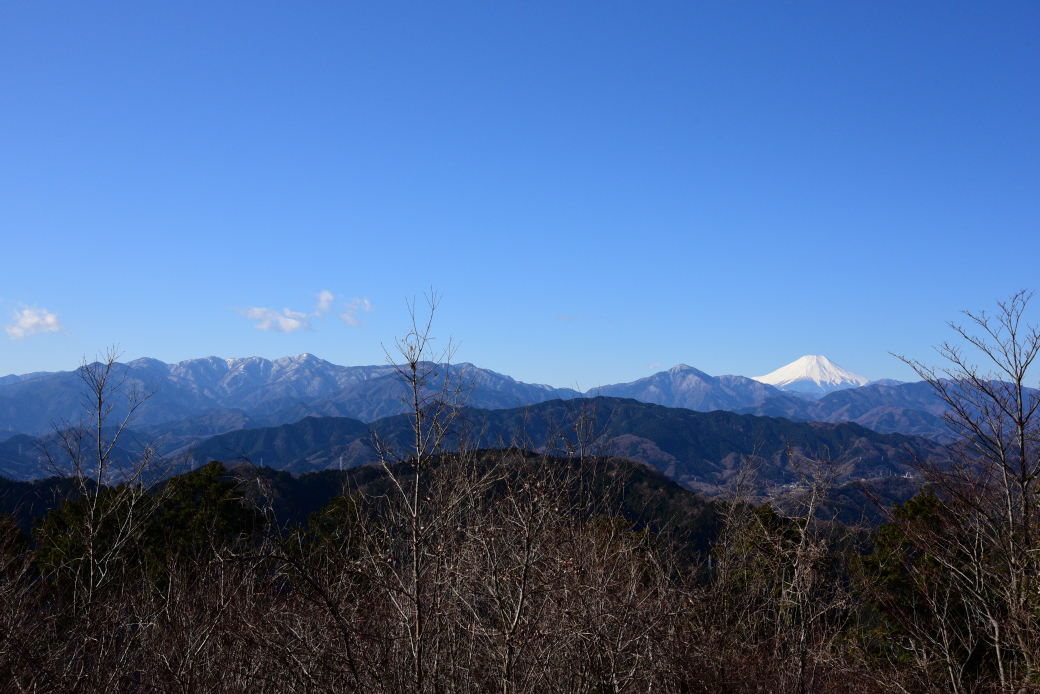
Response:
2,294,1040,693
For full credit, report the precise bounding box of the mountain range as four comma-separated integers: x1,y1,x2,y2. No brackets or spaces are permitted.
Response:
0,354,578,437
0,396,943,502
0,354,951,459
588,364,947,439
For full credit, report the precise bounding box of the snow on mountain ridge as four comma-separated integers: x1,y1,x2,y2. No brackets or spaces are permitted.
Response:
752,355,869,397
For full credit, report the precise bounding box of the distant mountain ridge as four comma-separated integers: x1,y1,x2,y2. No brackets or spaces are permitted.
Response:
588,363,948,440
0,354,579,438
0,354,950,447
589,365,779,412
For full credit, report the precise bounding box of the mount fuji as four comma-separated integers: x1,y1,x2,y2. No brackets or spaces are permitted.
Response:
752,355,870,398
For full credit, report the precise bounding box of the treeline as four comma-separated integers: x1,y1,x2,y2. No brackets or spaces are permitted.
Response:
1,292,1038,693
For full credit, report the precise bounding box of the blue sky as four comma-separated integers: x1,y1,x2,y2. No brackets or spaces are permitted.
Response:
2,2,1038,388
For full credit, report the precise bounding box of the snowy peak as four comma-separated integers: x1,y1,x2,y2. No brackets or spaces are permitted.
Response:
752,355,868,397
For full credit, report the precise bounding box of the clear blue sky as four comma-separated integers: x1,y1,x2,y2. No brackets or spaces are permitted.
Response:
2,2,1038,387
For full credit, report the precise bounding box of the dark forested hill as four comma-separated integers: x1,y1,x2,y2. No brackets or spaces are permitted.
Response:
0,476,78,533
1,454,720,555
190,397,945,496
191,416,373,473
213,455,719,551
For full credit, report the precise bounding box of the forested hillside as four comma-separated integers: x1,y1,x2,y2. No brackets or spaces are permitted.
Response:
191,396,944,495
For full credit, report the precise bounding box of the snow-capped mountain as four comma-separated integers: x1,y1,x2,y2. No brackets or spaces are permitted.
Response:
0,355,579,435
752,355,869,397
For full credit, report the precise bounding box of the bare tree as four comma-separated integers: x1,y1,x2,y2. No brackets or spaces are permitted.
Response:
894,290,1040,690
696,449,864,694
773,448,855,694
0,514,45,692
363,291,498,693
36,347,182,611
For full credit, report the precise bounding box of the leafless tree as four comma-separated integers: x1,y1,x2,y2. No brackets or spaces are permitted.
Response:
894,290,1040,690
690,449,866,694
360,291,500,692
35,347,185,610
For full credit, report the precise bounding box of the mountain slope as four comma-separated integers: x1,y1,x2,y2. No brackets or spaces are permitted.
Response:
590,363,951,440
1,456,720,550
192,416,373,473
810,381,947,420
805,381,949,439
190,397,946,495
0,435,46,480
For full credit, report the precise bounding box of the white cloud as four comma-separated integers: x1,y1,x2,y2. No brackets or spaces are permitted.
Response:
240,291,369,332
241,307,311,333
6,307,62,339
340,297,373,327
315,290,334,313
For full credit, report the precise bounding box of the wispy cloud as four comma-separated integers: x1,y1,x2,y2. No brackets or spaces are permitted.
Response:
241,291,370,332
648,361,661,371
6,306,62,339
340,297,373,327
241,307,311,333
315,290,334,313
557,314,583,323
